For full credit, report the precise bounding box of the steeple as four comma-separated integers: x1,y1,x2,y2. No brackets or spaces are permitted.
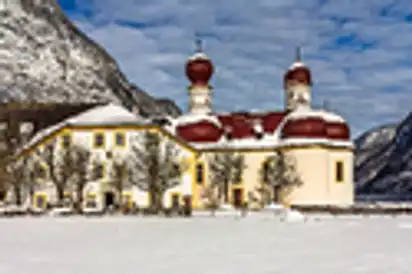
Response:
283,47,312,111
185,36,214,115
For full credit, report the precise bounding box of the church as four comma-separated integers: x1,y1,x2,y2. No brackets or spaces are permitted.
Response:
12,41,354,211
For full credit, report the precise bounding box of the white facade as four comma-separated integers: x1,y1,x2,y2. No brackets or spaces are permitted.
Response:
285,84,311,110
188,86,212,115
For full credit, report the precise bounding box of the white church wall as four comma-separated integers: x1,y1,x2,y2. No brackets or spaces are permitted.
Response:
284,148,330,205
328,150,354,205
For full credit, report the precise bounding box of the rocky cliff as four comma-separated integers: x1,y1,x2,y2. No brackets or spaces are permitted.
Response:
355,113,412,200
0,0,181,117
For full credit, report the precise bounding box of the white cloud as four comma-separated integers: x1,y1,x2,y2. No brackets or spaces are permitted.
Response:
69,0,412,137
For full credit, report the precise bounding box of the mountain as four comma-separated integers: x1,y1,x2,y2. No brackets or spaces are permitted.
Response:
0,0,181,117
355,113,412,200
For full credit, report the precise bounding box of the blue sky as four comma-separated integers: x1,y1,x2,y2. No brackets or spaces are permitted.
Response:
58,0,412,138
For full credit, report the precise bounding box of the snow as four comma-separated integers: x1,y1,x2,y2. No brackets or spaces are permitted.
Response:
66,103,148,126
188,52,210,61
20,104,148,152
0,216,410,273
192,137,353,150
172,113,221,127
288,61,307,70
279,138,354,148
286,105,346,123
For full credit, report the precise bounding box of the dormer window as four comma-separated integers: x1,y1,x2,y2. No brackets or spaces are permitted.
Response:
252,119,264,139
255,132,263,140
224,126,233,140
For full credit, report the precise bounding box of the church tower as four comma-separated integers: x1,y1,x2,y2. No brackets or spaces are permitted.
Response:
185,38,214,115
283,47,312,111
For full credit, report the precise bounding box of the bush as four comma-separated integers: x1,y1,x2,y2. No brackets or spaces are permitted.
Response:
163,207,173,217
142,207,157,215
181,204,192,217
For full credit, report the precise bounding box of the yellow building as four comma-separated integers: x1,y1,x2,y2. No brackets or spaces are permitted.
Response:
12,44,354,210
15,104,197,210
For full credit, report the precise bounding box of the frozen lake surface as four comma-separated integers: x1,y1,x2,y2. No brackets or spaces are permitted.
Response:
0,215,411,274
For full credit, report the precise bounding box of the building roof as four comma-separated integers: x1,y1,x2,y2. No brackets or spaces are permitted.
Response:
65,103,148,126
19,103,353,155
20,103,149,152
166,106,353,150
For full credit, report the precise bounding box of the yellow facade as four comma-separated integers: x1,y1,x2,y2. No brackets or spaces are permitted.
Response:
191,147,354,209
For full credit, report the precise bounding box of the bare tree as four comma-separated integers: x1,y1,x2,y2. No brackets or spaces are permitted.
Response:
127,131,186,212
259,150,303,204
0,116,35,205
42,141,74,203
110,156,127,206
200,183,219,216
69,145,91,210
208,152,246,204
6,156,34,206
0,159,11,201
26,153,48,197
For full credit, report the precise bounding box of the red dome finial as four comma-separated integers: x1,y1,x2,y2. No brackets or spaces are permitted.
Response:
283,46,312,88
185,37,214,87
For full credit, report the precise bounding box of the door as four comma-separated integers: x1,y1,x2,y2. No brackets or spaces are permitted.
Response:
232,188,243,208
171,194,180,209
104,192,115,209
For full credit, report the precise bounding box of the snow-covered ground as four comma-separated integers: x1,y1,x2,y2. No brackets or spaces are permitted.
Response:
0,215,411,274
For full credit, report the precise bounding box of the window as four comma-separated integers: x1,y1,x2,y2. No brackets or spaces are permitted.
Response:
262,161,269,182
232,188,244,208
171,193,180,209
114,132,126,147
196,163,204,185
33,193,47,209
93,163,105,179
61,134,71,148
335,161,344,183
86,193,97,208
36,196,45,209
37,165,47,179
94,132,105,148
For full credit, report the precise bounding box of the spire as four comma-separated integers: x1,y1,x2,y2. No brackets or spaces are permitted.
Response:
195,35,202,53
295,46,302,62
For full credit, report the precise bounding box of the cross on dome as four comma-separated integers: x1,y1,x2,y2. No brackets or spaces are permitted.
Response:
296,46,301,62
195,36,202,53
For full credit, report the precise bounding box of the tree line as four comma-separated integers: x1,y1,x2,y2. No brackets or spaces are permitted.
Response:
0,131,186,213
0,127,303,213
202,150,303,209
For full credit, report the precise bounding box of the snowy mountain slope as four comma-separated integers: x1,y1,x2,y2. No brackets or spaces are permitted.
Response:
355,112,412,199
0,0,181,117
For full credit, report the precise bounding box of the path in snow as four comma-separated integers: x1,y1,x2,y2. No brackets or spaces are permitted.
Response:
0,216,410,274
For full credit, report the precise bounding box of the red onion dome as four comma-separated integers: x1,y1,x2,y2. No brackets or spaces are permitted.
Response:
185,56,214,86
283,47,312,88
326,122,350,140
283,64,312,88
281,117,327,139
176,120,222,142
